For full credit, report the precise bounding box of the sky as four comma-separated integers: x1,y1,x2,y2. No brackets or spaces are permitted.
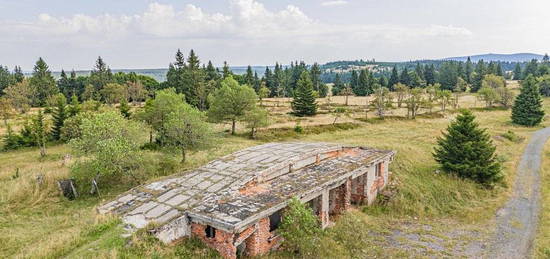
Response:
1,0,549,71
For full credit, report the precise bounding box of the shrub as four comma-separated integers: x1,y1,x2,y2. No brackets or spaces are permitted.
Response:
279,197,322,256
501,130,522,143
60,112,95,142
70,111,146,193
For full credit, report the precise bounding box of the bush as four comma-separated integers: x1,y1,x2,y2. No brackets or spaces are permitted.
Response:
70,111,146,194
279,198,322,256
1,123,36,151
294,125,304,134
501,130,522,143
60,112,95,142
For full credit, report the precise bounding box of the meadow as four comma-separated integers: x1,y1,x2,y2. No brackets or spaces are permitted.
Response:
1,83,549,258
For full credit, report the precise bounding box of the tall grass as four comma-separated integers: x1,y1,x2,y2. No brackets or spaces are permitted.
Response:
0,96,547,258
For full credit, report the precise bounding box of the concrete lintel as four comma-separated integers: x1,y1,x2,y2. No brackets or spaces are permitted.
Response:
187,212,237,233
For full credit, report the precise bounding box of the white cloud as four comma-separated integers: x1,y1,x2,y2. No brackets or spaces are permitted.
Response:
4,1,469,42
0,0,475,69
321,1,349,7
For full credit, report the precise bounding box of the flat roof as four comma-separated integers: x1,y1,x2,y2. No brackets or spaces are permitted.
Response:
98,142,395,232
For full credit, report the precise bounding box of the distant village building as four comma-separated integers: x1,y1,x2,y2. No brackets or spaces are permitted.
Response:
99,142,395,258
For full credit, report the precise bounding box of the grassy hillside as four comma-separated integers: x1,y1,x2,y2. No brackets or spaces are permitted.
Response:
1,93,548,258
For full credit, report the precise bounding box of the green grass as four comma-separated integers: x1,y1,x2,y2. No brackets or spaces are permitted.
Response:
0,98,548,258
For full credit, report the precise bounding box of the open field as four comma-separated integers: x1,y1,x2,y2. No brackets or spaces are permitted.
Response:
1,86,549,258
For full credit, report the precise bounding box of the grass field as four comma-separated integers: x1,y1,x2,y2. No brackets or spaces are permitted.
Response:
1,85,548,258
535,142,550,258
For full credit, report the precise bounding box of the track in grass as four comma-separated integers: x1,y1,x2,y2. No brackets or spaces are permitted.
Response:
489,127,550,258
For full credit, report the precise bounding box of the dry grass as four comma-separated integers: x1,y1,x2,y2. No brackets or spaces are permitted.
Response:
0,88,548,258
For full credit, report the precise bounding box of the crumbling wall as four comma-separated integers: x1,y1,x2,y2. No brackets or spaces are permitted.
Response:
244,217,278,256
191,223,237,259
351,173,367,204
329,178,351,216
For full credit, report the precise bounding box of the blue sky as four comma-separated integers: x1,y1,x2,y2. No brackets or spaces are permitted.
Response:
1,0,549,71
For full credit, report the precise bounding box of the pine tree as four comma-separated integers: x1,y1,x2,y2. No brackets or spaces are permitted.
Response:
291,71,317,117
32,109,49,157
523,59,539,78
51,94,67,140
14,66,24,83
424,64,436,86
29,57,58,106
511,75,545,126
513,63,522,80
350,70,359,90
67,95,81,117
388,66,399,89
400,67,411,86
332,73,344,95
471,60,486,92
222,61,231,78
89,56,113,91
119,98,131,118
433,110,502,187
464,57,473,83
355,69,369,96
245,65,254,87
205,61,219,81
310,63,322,93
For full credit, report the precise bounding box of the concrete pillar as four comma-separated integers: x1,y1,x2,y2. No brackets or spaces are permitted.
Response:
320,190,329,228
342,177,351,211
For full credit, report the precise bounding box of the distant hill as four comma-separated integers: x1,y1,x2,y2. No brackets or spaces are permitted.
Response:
42,66,271,82
443,53,545,63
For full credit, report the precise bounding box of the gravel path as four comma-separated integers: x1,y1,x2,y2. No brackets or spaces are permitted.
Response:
488,127,550,258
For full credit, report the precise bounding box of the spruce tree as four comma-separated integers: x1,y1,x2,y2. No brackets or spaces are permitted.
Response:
513,63,522,80
14,66,24,83
30,58,58,106
471,60,486,92
332,73,344,95
291,71,317,117
32,110,49,157
399,67,411,86
465,57,473,83
67,95,81,117
119,98,131,118
433,110,502,187
51,94,67,140
511,75,545,126
388,66,399,89
245,65,254,87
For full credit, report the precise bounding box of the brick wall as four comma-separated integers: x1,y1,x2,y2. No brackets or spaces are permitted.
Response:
191,223,237,259
329,177,351,215
244,217,274,256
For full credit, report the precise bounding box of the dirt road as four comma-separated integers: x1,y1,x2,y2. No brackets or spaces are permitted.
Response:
488,127,550,258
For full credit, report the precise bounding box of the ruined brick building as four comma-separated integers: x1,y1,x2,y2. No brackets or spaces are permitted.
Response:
99,142,395,258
